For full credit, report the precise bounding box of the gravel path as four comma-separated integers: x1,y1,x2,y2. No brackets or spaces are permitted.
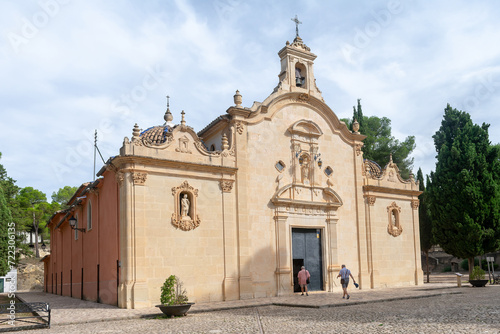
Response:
13,285,500,333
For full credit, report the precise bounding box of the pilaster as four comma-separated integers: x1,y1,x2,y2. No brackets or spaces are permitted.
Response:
411,199,424,284
232,120,253,299
275,213,293,296
326,213,340,292
117,171,135,308
354,141,369,289
221,179,239,300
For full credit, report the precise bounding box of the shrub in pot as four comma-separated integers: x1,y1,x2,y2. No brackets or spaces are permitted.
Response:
469,266,488,287
156,275,194,316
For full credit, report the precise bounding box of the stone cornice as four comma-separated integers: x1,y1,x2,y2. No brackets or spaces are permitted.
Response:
226,106,253,118
271,198,342,210
363,185,422,197
111,155,238,175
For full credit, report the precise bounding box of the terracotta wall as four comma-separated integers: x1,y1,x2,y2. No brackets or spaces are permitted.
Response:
44,173,119,306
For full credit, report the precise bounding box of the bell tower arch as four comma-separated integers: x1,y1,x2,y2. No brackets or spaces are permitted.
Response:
275,19,323,100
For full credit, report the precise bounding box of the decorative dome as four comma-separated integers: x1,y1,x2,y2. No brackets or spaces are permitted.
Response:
140,125,172,145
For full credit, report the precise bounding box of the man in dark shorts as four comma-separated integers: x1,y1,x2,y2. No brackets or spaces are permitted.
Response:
337,264,356,299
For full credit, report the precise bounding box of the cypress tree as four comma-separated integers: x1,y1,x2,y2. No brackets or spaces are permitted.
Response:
429,104,500,276
417,168,433,282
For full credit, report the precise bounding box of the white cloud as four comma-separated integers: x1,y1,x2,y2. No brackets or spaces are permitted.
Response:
1,0,500,196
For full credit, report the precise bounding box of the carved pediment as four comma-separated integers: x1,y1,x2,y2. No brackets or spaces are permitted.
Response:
271,183,342,212
289,120,323,138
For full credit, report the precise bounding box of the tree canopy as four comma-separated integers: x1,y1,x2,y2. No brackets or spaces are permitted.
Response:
417,168,433,253
1,153,19,274
18,187,54,258
0,185,12,276
342,100,416,179
51,186,78,209
428,104,500,274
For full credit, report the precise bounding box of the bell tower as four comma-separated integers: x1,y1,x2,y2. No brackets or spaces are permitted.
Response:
275,16,323,100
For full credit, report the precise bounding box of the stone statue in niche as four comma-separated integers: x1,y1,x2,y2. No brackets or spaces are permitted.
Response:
300,155,310,184
391,211,399,232
181,194,190,218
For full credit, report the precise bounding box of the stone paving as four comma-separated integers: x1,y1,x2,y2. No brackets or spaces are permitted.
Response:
5,275,500,333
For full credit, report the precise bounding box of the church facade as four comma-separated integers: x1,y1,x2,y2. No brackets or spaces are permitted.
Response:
44,34,423,308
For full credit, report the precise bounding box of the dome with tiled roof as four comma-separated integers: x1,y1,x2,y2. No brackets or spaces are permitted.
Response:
140,125,172,145
136,97,175,145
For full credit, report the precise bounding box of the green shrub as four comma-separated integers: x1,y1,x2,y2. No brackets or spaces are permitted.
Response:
443,266,452,272
160,275,188,305
481,259,499,270
469,266,486,280
460,258,479,271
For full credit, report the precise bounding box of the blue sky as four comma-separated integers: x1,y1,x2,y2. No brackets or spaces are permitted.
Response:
1,0,499,198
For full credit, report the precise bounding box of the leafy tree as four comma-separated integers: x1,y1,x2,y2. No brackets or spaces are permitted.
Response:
428,104,500,276
51,186,78,209
0,153,31,266
0,186,12,276
417,168,433,282
342,100,416,178
18,187,49,258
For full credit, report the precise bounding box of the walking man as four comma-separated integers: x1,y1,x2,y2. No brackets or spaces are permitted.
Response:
337,264,356,299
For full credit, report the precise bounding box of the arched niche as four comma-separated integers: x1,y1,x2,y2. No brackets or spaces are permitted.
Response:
289,120,323,185
294,62,307,88
171,181,201,231
387,202,402,237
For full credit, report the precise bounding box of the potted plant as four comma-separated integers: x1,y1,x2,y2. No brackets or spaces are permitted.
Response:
469,266,488,287
156,275,194,317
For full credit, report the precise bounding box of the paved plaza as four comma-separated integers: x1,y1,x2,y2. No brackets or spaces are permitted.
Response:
5,275,500,333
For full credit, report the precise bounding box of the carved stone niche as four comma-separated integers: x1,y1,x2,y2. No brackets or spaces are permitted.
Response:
171,181,200,231
289,120,323,186
387,202,402,237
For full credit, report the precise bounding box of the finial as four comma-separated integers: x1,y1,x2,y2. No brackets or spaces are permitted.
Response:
181,110,186,126
132,123,140,138
234,90,242,107
164,95,173,125
352,118,360,133
389,153,393,163
291,15,302,38
221,133,229,150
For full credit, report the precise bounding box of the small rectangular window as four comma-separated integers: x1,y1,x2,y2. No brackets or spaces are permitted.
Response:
87,201,92,231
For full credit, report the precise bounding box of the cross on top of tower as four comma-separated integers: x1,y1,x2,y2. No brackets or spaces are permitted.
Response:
291,15,302,38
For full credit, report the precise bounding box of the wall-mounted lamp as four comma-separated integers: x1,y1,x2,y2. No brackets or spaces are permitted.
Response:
68,216,86,233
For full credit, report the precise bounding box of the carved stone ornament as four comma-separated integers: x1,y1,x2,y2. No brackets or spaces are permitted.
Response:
115,171,124,185
355,144,363,156
366,196,376,206
132,172,147,185
176,136,192,154
387,202,403,237
411,200,419,210
171,181,200,231
297,93,309,101
235,121,244,135
171,213,200,231
220,180,234,193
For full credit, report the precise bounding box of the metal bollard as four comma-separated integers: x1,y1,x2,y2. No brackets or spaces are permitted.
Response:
455,273,463,287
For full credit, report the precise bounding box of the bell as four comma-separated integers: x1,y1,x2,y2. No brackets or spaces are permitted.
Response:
296,77,302,86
